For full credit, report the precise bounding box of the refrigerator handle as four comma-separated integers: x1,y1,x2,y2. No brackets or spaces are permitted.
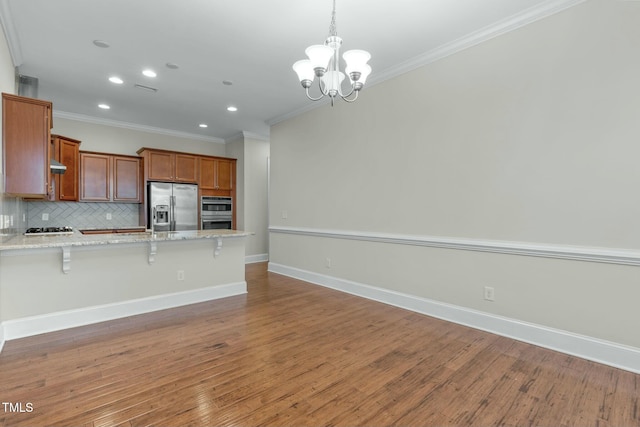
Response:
171,195,176,231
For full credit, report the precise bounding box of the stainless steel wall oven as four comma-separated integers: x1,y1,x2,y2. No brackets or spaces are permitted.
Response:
201,196,233,230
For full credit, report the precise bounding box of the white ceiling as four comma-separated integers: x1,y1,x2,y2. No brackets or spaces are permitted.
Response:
0,0,583,143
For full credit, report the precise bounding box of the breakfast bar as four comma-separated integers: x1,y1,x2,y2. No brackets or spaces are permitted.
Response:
0,230,251,343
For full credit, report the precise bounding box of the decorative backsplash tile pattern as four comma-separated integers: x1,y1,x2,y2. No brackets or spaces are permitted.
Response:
0,174,26,240
27,201,140,229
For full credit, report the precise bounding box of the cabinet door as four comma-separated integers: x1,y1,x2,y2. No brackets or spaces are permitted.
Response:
80,153,110,201
199,157,216,190
215,159,234,191
2,94,52,197
147,151,174,180
113,156,141,202
175,154,197,182
56,137,80,201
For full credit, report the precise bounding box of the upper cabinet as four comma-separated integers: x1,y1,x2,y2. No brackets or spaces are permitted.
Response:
199,157,234,191
138,148,197,183
79,152,110,202
113,155,143,202
51,135,81,201
2,93,53,198
175,153,197,182
80,151,142,203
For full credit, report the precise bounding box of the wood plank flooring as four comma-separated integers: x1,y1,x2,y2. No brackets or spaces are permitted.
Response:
0,262,638,426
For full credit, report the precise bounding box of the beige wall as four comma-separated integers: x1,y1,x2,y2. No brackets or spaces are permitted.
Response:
0,24,15,343
225,134,270,258
242,136,269,258
269,0,640,348
0,238,246,321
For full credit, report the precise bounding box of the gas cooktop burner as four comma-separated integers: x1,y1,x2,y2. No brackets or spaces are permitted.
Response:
24,226,74,236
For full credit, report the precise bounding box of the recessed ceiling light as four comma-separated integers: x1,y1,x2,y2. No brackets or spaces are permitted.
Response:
199,124,208,128
108,76,124,84
142,69,157,78
93,40,110,48
98,103,110,109
166,62,180,70
227,106,238,112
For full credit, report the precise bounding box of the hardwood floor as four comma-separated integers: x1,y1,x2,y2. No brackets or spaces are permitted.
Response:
0,262,638,426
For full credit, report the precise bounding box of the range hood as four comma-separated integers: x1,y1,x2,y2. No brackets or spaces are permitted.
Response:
50,159,67,174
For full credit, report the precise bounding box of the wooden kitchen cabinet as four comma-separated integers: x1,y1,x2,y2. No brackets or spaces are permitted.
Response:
51,135,81,201
199,157,234,191
145,150,174,181
2,93,53,198
80,151,142,202
175,153,197,182
113,156,142,202
80,152,110,201
138,148,197,183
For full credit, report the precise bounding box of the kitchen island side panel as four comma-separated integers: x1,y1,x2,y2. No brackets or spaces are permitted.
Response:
0,237,246,323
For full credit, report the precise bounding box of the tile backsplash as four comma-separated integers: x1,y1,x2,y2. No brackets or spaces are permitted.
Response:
0,173,26,240
27,201,141,229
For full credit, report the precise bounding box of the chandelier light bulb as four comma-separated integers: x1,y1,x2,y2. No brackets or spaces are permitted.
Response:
356,65,372,85
343,49,371,73
293,60,315,87
305,45,334,72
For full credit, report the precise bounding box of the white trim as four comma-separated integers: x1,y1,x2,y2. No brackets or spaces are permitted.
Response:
53,111,226,144
370,0,587,86
245,253,269,264
268,262,640,374
266,0,587,126
269,226,640,267
1,281,246,341
242,131,270,142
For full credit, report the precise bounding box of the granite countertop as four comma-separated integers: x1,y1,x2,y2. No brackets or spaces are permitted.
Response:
0,229,252,251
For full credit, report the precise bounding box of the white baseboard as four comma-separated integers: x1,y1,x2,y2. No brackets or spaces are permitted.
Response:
1,281,247,342
268,262,640,374
245,253,269,264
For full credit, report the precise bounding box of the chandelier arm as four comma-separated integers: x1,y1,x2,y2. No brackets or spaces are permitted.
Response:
305,86,326,102
339,85,356,99
340,90,359,103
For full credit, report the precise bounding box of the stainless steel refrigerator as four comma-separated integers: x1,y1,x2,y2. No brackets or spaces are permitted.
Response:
148,182,198,231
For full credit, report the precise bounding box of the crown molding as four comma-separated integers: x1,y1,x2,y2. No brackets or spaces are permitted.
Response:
267,0,587,127
0,0,23,66
53,110,226,144
242,131,270,142
370,0,587,86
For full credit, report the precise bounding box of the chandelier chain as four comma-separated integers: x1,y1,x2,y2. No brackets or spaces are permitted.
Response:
328,0,337,37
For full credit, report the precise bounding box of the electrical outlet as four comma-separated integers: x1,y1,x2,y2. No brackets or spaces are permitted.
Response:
325,257,331,268
177,270,185,281
483,286,495,302
281,210,288,219
42,213,49,221
106,213,112,220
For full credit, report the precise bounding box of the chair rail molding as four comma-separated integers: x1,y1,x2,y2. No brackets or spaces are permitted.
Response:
269,226,640,267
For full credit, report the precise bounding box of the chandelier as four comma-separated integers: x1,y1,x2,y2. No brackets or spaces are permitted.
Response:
292,0,372,106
